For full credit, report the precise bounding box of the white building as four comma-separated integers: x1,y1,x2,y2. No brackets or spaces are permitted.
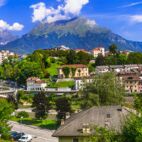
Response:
0,50,15,64
92,47,105,58
75,78,94,90
26,77,47,91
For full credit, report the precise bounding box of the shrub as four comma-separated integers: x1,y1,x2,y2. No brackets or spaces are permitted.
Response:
17,111,29,118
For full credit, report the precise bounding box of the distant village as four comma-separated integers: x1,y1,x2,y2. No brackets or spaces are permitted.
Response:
0,45,137,95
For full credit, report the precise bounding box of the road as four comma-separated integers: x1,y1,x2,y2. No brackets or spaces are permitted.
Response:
9,121,58,142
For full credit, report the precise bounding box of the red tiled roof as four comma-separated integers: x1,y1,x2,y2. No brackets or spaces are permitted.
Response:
27,77,45,83
59,64,87,68
92,47,104,51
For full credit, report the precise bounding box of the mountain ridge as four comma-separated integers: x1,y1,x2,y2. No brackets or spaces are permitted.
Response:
0,17,142,54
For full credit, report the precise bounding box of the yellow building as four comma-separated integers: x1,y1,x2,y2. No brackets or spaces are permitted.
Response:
123,76,140,93
58,64,89,79
118,73,140,94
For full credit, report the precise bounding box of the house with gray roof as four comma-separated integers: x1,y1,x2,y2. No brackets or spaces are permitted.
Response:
53,106,130,142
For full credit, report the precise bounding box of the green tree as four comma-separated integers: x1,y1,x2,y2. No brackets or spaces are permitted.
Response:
122,114,142,142
89,126,121,142
127,52,142,64
76,51,93,65
0,99,14,140
109,44,118,54
56,97,71,120
81,73,124,108
17,111,29,118
95,54,105,66
33,92,50,119
66,50,77,64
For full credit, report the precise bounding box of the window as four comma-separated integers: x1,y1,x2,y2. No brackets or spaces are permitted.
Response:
106,113,111,118
73,138,79,142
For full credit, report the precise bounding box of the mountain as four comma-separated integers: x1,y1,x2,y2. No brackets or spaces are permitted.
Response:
1,17,142,54
0,30,18,45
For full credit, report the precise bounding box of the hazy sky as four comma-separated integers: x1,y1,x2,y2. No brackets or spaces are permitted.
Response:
0,0,142,41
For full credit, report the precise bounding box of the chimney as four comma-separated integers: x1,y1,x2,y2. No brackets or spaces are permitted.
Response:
65,112,70,119
105,120,110,128
61,119,65,125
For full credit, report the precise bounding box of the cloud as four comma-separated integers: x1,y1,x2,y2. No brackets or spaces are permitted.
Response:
119,1,142,8
30,0,89,23
0,20,24,31
86,19,96,27
130,15,142,23
64,0,89,15
0,0,6,7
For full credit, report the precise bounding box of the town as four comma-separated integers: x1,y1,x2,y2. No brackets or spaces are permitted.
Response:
1,44,142,142
1,0,142,142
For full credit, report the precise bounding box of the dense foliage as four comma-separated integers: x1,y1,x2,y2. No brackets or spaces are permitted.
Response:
32,92,50,119
56,97,71,120
0,50,93,85
95,52,142,66
0,99,14,140
81,72,124,108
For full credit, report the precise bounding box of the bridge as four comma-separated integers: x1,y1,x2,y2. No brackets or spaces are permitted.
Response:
0,86,17,98
25,90,79,94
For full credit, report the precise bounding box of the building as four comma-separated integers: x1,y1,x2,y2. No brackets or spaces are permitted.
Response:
95,66,110,74
118,73,140,94
58,64,89,79
0,50,15,64
48,45,70,51
92,47,105,58
26,77,47,91
75,77,93,90
96,64,142,74
124,75,140,94
75,49,91,54
53,106,130,142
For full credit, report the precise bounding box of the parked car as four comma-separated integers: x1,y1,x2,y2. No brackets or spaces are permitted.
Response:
11,131,25,140
18,134,32,142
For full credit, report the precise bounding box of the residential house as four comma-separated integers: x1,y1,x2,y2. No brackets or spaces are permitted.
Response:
48,45,70,51
53,106,130,142
75,77,94,90
118,72,140,94
124,75,140,94
0,50,15,64
92,47,105,58
95,66,110,74
58,64,89,79
26,77,47,91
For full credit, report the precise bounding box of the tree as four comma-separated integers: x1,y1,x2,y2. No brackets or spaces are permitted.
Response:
0,99,14,140
16,111,29,118
134,94,142,112
76,51,93,65
127,52,142,64
66,50,77,64
122,115,142,142
81,73,124,108
95,54,105,66
56,97,71,120
109,44,117,54
33,92,50,119
89,126,121,142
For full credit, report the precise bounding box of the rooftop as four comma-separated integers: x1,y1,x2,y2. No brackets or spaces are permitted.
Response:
53,106,130,137
59,64,87,68
27,77,45,84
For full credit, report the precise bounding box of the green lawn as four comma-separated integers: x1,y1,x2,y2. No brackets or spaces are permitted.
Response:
47,63,60,76
56,81,75,88
11,117,58,130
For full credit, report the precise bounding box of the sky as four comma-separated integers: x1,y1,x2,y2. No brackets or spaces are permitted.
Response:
0,0,142,41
